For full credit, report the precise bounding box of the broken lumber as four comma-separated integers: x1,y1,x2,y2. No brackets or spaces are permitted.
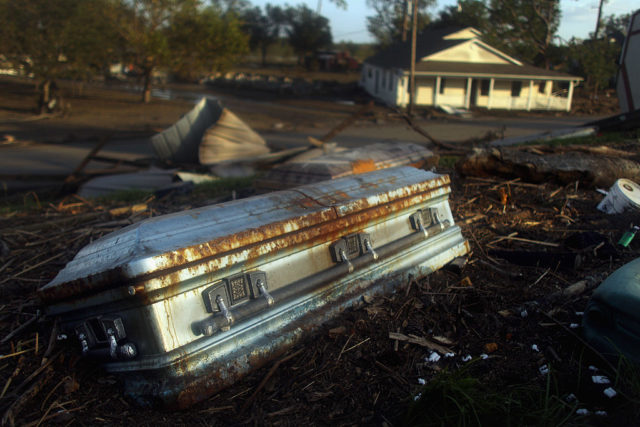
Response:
457,146,640,187
388,332,452,354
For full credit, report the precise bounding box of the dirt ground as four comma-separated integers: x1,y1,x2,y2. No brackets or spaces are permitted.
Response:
0,76,638,425
0,76,369,145
0,75,617,147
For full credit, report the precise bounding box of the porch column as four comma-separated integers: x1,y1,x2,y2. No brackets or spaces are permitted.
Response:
465,77,472,109
566,80,575,112
487,78,495,110
433,76,441,106
526,80,534,111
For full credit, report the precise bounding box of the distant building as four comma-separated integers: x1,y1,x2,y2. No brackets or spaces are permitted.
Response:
315,50,360,72
360,27,583,112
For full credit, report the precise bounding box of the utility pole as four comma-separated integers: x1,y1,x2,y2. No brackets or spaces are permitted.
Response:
401,0,410,42
593,0,606,40
408,0,418,115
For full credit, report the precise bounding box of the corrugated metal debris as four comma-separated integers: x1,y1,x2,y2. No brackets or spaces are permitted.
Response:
150,97,269,165
259,142,436,191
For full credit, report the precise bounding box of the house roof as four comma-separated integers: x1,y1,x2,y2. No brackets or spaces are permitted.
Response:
364,26,468,69
414,61,581,80
364,26,581,81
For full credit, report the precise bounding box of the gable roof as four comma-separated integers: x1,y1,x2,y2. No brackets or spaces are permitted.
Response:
363,25,581,80
364,26,470,69
423,38,522,65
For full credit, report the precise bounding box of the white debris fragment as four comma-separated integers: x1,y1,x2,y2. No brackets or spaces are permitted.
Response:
595,411,607,416
521,309,528,318
480,353,488,360
588,365,598,372
565,393,577,402
539,364,549,375
569,323,579,329
418,378,426,385
576,409,590,415
591,375,611,384
575,311,584,316
531,344,539,352
427,352,441,363
462,355,472,362
414,392,422,401
57,334,68,341
444,352,455,358
603,387,617,398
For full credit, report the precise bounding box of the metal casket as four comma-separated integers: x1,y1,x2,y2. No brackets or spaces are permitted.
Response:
39,166,469,407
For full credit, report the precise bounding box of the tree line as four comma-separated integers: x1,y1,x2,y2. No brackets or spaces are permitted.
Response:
0,0,631,110
0,0,336,108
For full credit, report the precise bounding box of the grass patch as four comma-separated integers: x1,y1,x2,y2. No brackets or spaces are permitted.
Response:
93,188,154,205
0,175,258,217
438,155,460,169
526,130,637,148
613,356,640,418
0,190,53,216
191,175,257,199
404,364,577,426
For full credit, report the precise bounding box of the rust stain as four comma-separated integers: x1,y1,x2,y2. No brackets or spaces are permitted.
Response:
351,159,376,175
40,175,452,305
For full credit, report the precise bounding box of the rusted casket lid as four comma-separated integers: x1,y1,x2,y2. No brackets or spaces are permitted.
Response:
258,142,435,191
39,167,449,302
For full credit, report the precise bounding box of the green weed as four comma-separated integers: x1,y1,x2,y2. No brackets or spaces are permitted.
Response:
527,130,635,148
438,155,460,169
191,175,256,199
404,363,578,427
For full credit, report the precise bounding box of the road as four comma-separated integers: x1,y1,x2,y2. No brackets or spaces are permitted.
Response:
0,89,598,193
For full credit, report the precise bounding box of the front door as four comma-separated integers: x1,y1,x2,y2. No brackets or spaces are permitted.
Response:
470,79,478,107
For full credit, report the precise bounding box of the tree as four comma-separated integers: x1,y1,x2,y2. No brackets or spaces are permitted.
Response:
283,5,332,67
169,3,248,81
117,0,247,102
433,0,489,30
569,38,619,97
486,0,560,68
116,0,180,103
0,0,121,113
601,13,630,45
242,5,285,66
366,0,435,48
568,12,628,98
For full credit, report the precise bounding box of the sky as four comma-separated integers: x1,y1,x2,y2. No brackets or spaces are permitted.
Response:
248,0,636,44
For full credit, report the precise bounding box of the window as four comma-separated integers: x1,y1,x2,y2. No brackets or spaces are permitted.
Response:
538,81,547,94
368,68,372,79
382,71,387,90
439,78,447,94
388,73,393,91
480,79,490,96
511,81,522,97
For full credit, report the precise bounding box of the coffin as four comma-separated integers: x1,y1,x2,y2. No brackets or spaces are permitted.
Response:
39,166,469,407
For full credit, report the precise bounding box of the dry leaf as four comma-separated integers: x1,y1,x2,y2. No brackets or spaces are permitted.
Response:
484,342,499,353
64,377,80,394
328,326,347,336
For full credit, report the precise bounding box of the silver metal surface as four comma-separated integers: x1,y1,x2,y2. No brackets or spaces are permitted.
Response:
150,97,222,163
39,166,468,407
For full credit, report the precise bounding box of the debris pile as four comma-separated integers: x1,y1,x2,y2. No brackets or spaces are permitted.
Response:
1,155,640,422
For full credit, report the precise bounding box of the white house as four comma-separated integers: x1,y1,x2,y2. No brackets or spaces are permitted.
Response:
360,27,583,112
